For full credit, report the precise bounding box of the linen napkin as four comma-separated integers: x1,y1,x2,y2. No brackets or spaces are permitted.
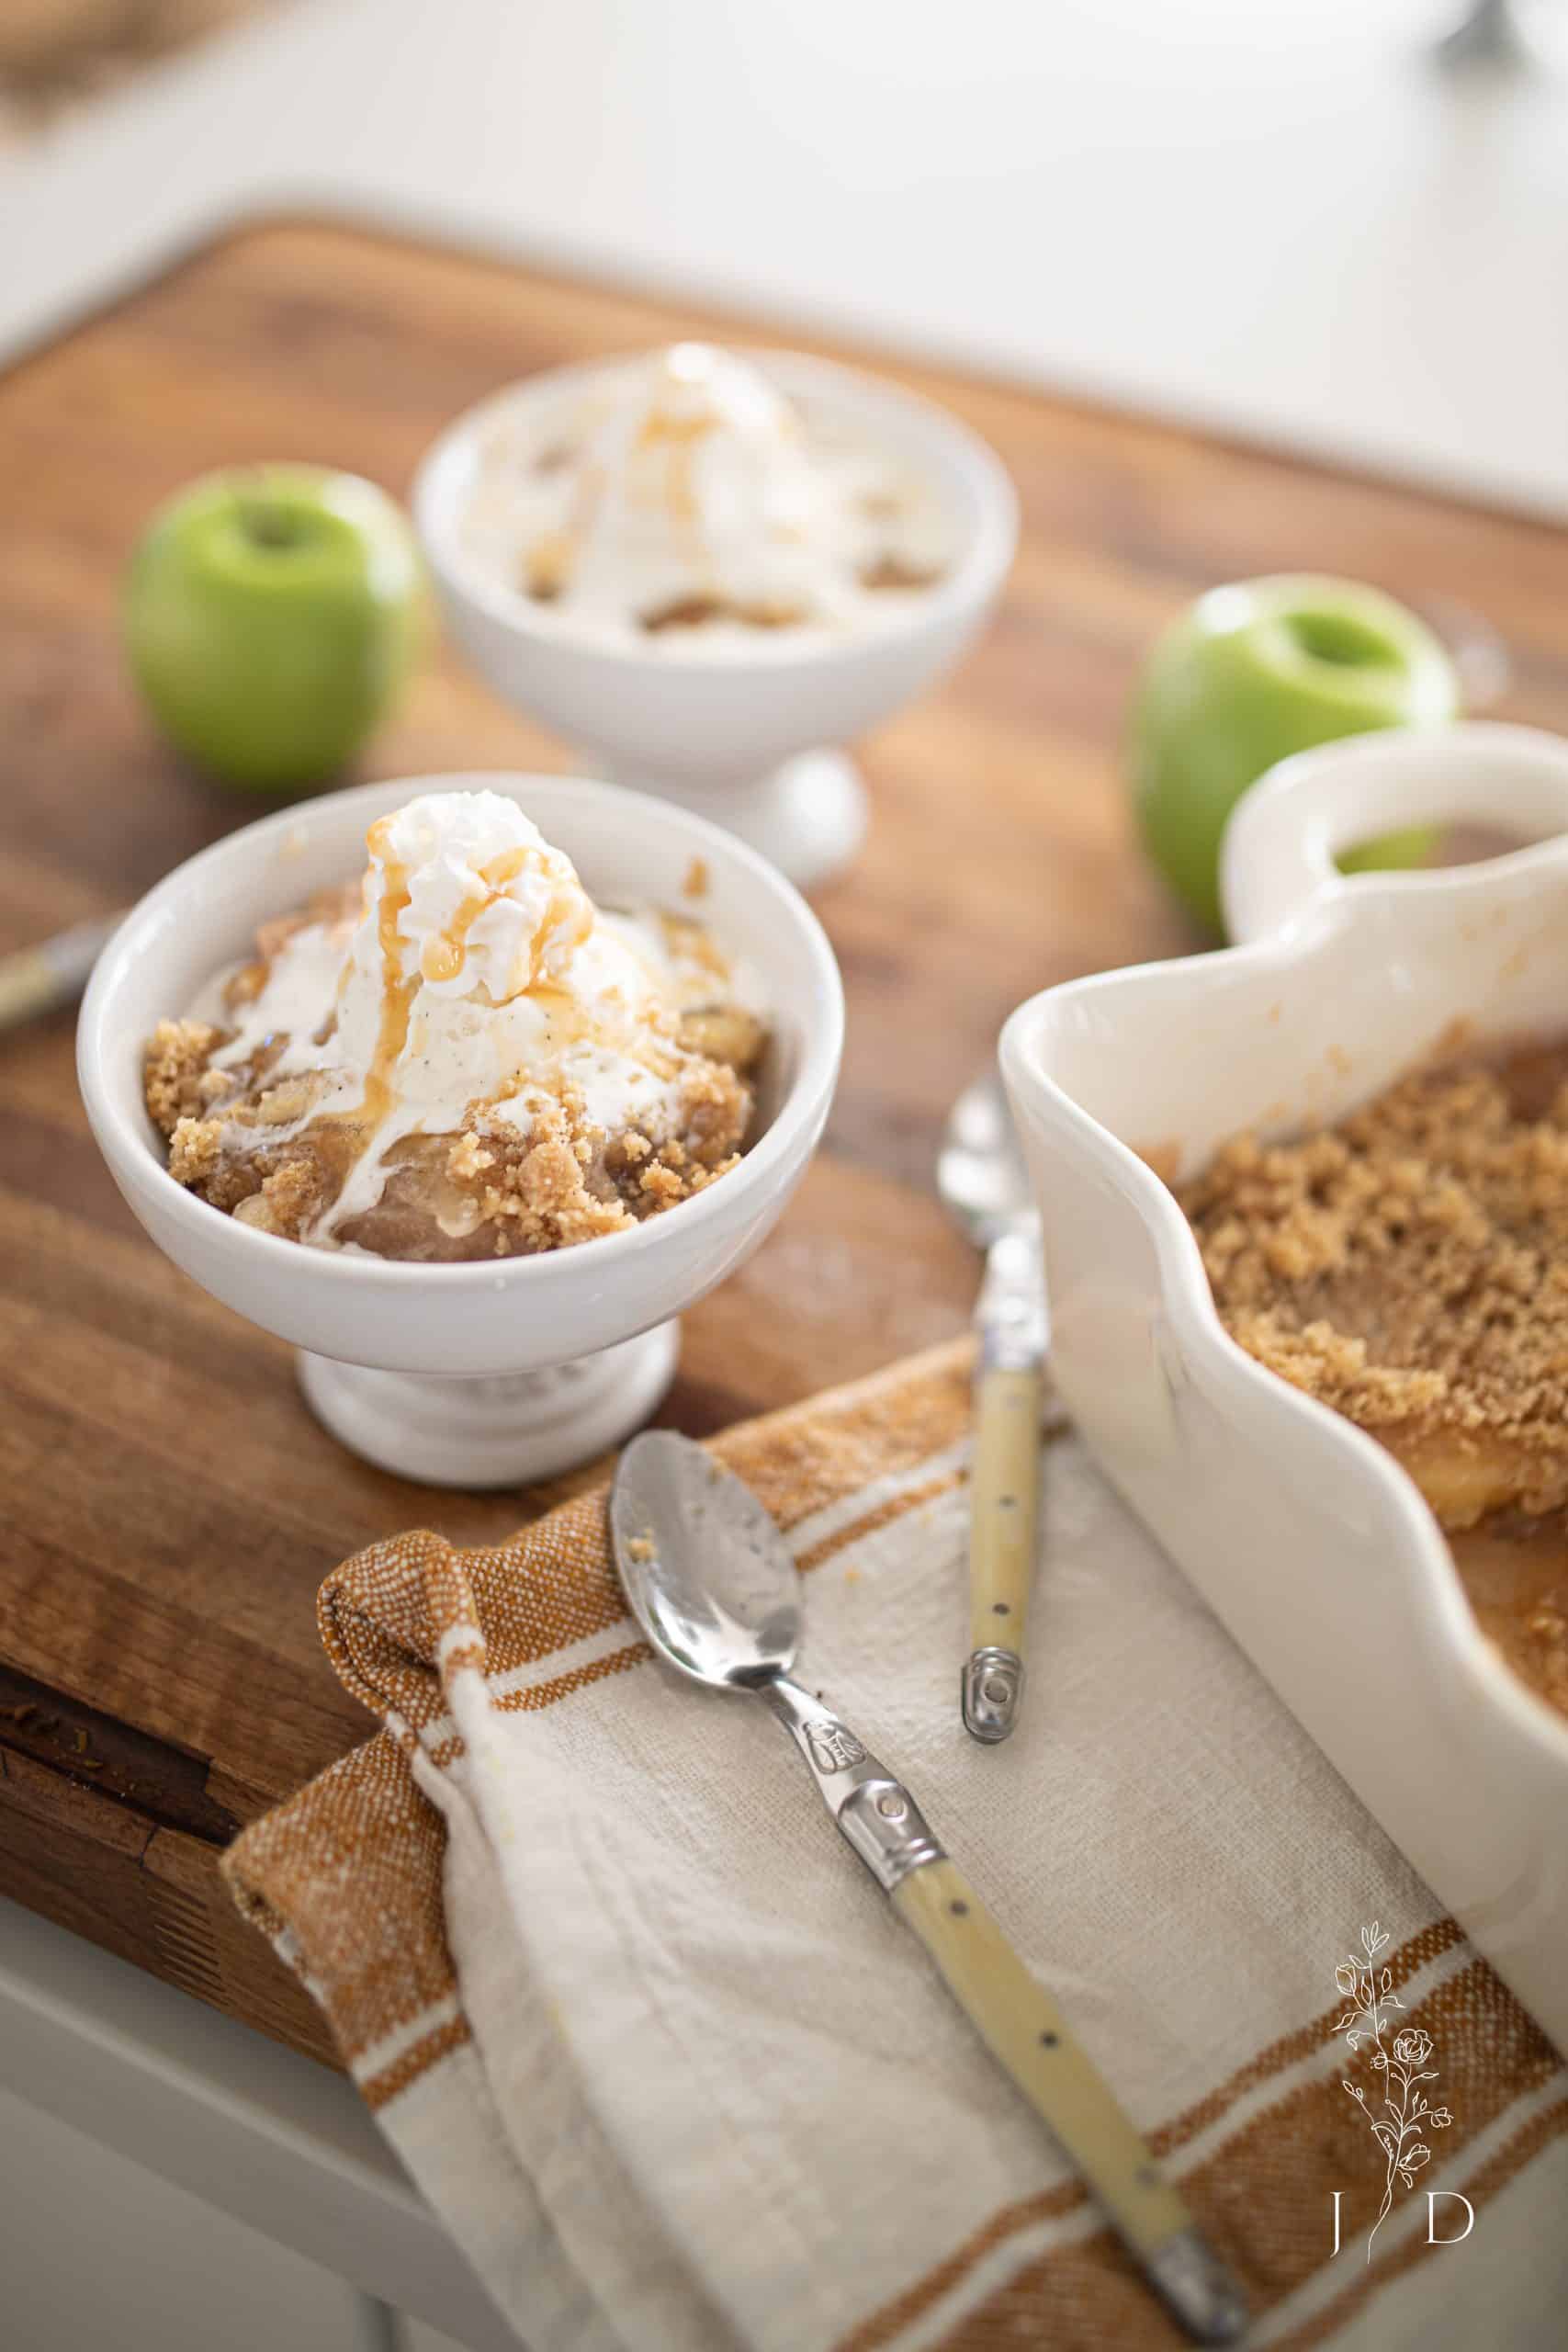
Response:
224,1339,1568,2352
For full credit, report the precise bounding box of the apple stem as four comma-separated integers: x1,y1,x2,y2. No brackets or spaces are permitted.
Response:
239,497,299,550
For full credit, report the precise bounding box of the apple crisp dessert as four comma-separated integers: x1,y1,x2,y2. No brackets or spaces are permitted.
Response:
1181,1037,1568,1721
144,791,767,1261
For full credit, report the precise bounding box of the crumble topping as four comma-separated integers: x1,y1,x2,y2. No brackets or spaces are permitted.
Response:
638,594,805,634
146,1001,759,1261
1181,1037,1568,1721
145,1020,226,1129
1180,1042,1568,1525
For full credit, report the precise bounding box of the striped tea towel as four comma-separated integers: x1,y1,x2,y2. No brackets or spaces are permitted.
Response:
224,1339,1568,2352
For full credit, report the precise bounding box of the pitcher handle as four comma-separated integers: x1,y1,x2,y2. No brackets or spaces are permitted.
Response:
1220,721,1568,946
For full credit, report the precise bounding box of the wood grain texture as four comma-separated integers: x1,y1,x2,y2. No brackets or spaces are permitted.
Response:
5,217,1568,2066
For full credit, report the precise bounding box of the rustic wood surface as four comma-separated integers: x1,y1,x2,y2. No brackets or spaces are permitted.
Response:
5,219,1568,2071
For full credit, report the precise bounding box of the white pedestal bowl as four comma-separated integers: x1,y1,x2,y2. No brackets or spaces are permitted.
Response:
77,773,843,1489
412,355,1018,893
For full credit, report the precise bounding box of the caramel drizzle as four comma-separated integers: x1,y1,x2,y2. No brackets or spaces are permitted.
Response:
419,856,516,987
525,459,608,604
324,816,416,1139
302,826,416,1237
417,848,592,994
635,401,724,582
637,405,715,539
312,824,412,1136
309,828,604,1234
526,388,727,604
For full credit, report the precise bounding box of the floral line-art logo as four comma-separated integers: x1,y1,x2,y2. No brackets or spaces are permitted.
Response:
1333,1921,1453,2261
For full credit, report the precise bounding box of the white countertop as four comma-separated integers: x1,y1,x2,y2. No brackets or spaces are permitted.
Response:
6,0,1568,518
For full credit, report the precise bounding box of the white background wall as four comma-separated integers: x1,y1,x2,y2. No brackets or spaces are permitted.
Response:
5,0,1568,514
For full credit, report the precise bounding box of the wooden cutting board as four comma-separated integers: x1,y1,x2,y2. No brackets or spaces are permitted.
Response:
6,218,1568,2070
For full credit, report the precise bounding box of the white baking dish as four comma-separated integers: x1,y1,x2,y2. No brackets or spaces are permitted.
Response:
1001,722,1568,2050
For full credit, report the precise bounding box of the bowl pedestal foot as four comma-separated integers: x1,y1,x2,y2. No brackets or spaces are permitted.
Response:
597,747,868,892
297,1321,681,1489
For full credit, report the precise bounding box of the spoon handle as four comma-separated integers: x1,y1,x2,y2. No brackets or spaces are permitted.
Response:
757,1679,1244,2344
0,914,119,1032
964,1226,1046,1742
893,1860,1242,2341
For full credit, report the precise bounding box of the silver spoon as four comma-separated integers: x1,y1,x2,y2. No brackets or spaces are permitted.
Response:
937,1071,1047,1742
610,1431,1247,2346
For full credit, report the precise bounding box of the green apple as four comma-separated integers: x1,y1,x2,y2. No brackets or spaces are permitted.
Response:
1129,575,1460,935
124,466,423,792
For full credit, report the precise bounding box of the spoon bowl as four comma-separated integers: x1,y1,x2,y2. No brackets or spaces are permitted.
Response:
612,1431,803,1690
937,1071,1033,1253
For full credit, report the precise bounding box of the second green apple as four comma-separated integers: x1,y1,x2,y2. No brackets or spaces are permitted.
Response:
1130,574,1460,935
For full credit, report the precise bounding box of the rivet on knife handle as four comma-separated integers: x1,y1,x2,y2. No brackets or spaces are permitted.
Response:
893,1858,1247,2344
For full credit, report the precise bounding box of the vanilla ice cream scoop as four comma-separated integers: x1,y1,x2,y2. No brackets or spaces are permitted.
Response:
556,343,829,625
344,788,592,1016
461,343,955,645
328,790,646,1167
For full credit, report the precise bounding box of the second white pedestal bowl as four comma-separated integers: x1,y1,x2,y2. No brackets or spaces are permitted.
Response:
412,355,1018,891
78,774,844,1488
